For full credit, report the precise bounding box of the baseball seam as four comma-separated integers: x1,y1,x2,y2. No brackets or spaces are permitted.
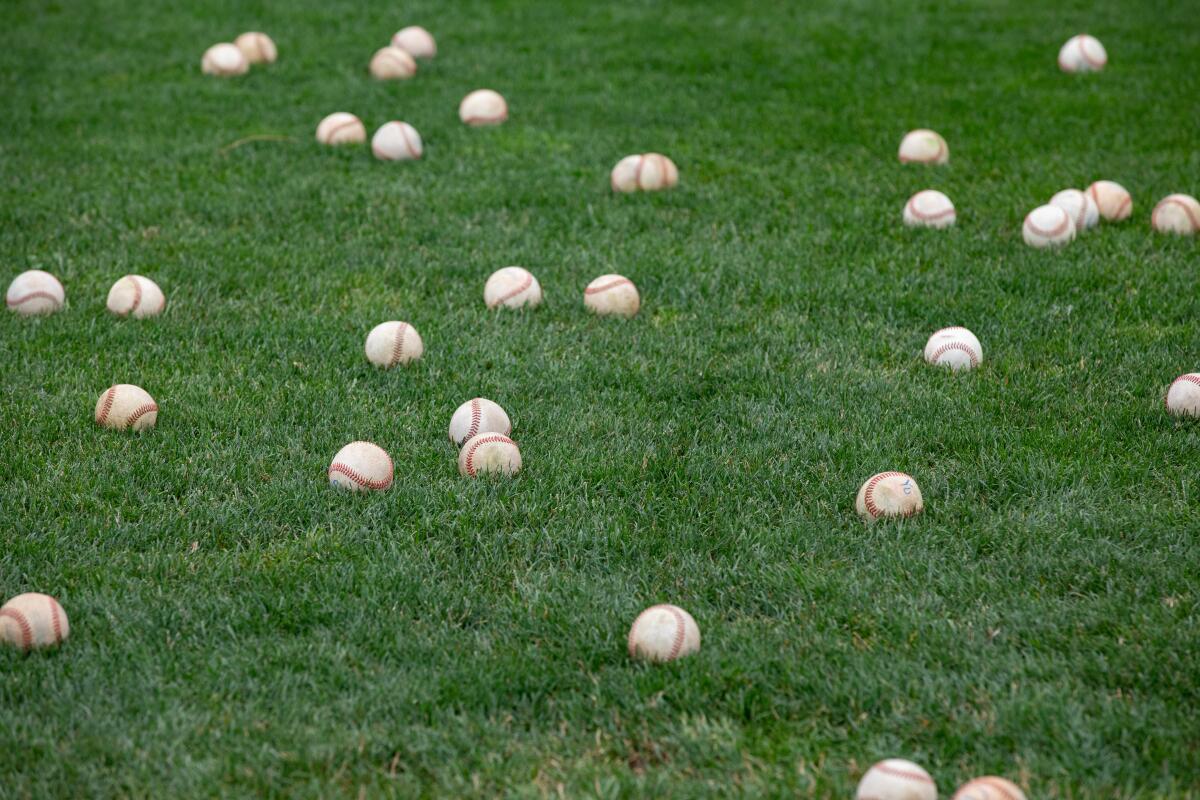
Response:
0,608,33,649
1077,36,1106,68
97,387,117,425
464,434,513,478
323,119,361,144
863,471,909,519
633,155,647,190
930,341,980,367
906,195,955,221
665,605,686,660
6,291,61,308
390,322,408,365
329,462,392,490
47,597,62,644
466,399,482,441
871,763,934,783
976,778,1021,800
1153,198,1200,232
127,277,143,315
585,278,633,295
1026,208,1070,238
400,125,421,159
126,402,158,428
378,52,412,75
489,271,534,308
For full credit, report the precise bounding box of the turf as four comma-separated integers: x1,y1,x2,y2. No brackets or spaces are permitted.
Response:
2,0,1198,796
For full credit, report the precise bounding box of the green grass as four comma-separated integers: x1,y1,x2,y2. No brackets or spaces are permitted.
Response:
2,0,1199,796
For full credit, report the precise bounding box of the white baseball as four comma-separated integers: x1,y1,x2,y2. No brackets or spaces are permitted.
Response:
371,122,423,161
106,275,166,318
484,266,542,309
1151,193,1200,235
458,432,522,477
448,397,511,447
1057,34,1107,73
459,89,508,126
316,112,367,145
328,441,393,491
95,384,158,431
627,604,701,663
234,32,277,64
952,776,1028,800
1049,188,1099,232
369,46,417,80
856,472,923,521
856,759,938,800
392,26,436,59
365,321,424,368
610,153,678,192
0,593,69,651
1022,204,1076,248
6,269,65,316
201,43,249,77
903,190,956,228
1166,373,1200,417
898,129,948,165
584,274,640,317
924,326,982,371
1087,180,1132,222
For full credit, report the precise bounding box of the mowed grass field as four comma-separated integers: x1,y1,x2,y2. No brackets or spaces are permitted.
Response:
2,0,1199,796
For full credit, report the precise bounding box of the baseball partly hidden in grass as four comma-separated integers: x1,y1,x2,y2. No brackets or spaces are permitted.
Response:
924,326,983,371
328,441,393,492
583,274,640,317
106,275,165,318
458,432,522,477
855,758,937,800
0,593,69,652
365,321,423,368
448,398,512,447
856,472,923,521
95,384,158,431
627,604,700,662
484,266,542,309
6,269,64,316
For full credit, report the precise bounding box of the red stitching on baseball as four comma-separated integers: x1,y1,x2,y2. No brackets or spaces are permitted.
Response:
97,387,117,425
7,291,60,308
391,322,407,365
490,270,533,307
323,118,361,143
930,341,980,367
863,471,908,519
974,778,1021,800
1,608,33,649
328,462,392,490
633,155,647,189
906,194,955,221
1025,207,1070,238
463,434,514,478
127,277,143,314
48,597,62,644
1153,197,1200,231
1166,374,1200,409
585,277,633,295
871,763,934,783
1077,36,1105,68
400,125,421,159
465,399,483,440
1115,194,1131,219
126,402,158,428
665,605,686,659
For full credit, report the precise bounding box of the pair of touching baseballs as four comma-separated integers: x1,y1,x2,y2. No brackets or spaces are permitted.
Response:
202,32,277,77
369,26,436,81
7,270,166,319
449,398,521,478
483,267,641,317
856,758,1028,800
610,153,679,192
316,113,424,161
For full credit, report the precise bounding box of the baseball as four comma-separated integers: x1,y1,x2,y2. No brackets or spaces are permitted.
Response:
392,26,436,59
856,759,938,800
458,432,522,477
365,321,424,368
952,776,1027,800
898,129,948,165
1022,204,1076,248
1087,180,1132,222
316,112,367,146
610,153,679,192
6,269,65,316
903,190,956,228
484,266,542,309
95,384,158,431
106,275,166,318
584,274,640,317
234,32,277,64
371,121,423,161
328,441,393,492
1151,193,1200,235
1057,34,1107,73
0,593,69,651
459,89,508,126
448,397,512,447
856,472,923,521
369,46,417,80
1166,373,1200,417
924,326,983,371
627,604,701,663
1049,188,1099,233
201,42,249,77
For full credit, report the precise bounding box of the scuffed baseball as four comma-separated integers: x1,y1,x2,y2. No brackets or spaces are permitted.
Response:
1087,180,1132,222
6,269,65,316
610,153,678,192
924,326,983,371
458,432,522,477
1057,34,1107,73
392,26,436,59
856,759,938,800
234,32,277,64
328,441,393,492
369,46,417,80
952,776,1028,800
1166,373,1200,417
0,593,69,652
201,43,249,77
371,121,423,161
1022,204,1076,248
1049,188,1100,233
459,89,508,126
1151,193,1200,235
898,129,948,165
365,321,424,368
903,190,956,228
106,275,166,318
316,112,367,145
484,266,542,309
856,472,923,521
448,397,511,447
95,384,158,431
627,604,700,663
584,274,640,317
